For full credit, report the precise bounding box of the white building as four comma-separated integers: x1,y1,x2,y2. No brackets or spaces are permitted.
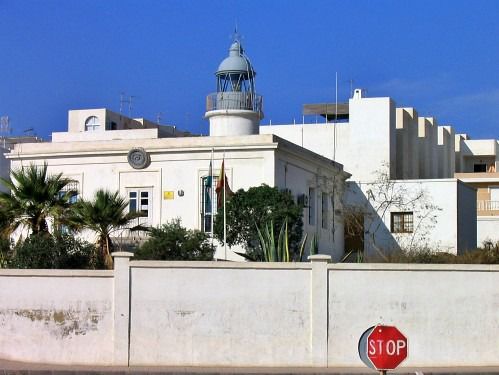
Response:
5,40,350,261
261,89,480,255
454,136,499,245
4,39,492,258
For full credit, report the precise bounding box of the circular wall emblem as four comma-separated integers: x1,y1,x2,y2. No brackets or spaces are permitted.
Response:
127,148,150,169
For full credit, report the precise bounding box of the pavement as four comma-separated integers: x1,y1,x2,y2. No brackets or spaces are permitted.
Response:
1,360,499,375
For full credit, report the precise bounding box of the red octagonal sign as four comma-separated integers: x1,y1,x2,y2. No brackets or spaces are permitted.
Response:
367,325,408,370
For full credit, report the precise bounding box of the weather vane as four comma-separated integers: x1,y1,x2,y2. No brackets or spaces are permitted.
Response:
231,22,242,43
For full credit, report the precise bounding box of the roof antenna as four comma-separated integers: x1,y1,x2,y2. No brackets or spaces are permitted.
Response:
0,116,11,136
234,21,240,42
230,21,243,45
120,92,128,115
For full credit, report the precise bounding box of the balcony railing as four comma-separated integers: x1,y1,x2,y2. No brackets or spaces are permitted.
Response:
206,92,263,114
477,200,499,211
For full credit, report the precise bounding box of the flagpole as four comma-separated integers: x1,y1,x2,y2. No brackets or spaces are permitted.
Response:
223,152,227,260
210,148,214,252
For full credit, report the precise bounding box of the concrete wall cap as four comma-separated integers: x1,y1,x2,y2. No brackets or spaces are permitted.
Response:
328,263,499,272
308,254,332,262
130,260,312,270
111,251,134,258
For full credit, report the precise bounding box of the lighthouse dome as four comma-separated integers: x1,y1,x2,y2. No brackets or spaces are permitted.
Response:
216,41,255,78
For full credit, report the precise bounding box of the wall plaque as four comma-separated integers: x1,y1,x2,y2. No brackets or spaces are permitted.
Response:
127,148,150,169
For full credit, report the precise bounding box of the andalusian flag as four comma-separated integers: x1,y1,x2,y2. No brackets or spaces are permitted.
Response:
204,159,213,214
215,159,233,209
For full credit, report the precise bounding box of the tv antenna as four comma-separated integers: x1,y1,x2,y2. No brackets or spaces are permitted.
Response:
0,116,11,135
156,112,163,124
119,92,137,117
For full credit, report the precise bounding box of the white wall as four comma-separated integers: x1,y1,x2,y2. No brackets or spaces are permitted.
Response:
0,269,114,364
129,262,312,366
52,128,159,142
0,147,10,193
261,96,395,182
477,216,499,245
344,179,476,255
1,258,498,368
328,263,499,367
274,147,346,260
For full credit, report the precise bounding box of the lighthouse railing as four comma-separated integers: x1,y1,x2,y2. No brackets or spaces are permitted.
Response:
206,92,263,114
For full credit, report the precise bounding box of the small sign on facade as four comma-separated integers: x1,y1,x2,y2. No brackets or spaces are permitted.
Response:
163,191,174,200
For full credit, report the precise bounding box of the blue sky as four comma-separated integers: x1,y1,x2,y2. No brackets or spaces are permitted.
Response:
1,0,498,140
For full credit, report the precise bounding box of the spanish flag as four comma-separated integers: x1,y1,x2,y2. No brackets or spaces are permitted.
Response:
215,159,233,209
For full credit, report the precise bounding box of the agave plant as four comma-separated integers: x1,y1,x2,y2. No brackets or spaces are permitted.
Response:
254,218,314,262
256,219,290,262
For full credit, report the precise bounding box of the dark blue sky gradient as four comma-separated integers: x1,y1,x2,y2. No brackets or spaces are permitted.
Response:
1,0,498,139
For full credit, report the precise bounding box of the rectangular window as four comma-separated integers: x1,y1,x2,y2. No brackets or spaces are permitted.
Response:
490,187,499,201
200,176,218,233
59,181,79,204
127,188,152,226
308,187,316,226
391,212,414,233
321,192,328,229
57,181,79,233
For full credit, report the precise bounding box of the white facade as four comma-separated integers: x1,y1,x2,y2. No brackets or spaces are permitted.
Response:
455,137,499,244
6,127,349,261
260,92,484,254
344,179,476,255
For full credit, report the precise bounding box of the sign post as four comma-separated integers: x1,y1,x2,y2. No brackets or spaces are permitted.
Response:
358,325,408,374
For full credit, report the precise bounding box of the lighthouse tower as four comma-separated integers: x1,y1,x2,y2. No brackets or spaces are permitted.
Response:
205,39,263,136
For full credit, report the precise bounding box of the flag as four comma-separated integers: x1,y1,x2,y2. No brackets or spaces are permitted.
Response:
215,159,233,209
204,160,213,213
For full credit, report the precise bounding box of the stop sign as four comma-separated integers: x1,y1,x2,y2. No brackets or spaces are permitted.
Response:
367,325,408,370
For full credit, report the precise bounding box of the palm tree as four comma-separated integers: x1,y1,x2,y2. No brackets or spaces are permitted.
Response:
70,189,136,269
0,163,77,236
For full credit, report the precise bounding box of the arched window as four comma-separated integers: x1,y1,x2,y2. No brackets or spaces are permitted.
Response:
85,116,100,131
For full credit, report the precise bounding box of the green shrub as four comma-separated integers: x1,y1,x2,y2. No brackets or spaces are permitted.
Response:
0,237,11,268
134,219,214,261
9,233,101,269
372,243,499,265
214,184,303,260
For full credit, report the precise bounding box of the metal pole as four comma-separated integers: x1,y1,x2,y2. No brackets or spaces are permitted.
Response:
210,148,214,250
223,152,227,260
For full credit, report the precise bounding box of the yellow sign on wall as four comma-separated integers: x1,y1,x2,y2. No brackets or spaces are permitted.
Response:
163,191,174,200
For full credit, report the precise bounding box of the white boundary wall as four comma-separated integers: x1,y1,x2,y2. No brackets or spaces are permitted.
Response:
477,216,499,245
0,253,498,367
0,269,114,365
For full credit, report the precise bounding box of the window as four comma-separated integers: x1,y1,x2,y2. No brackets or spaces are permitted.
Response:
321,192,328,229
490,187,499,201
474,163,487,173
59,181,79,204
308,187,316,226
57,181,79,233
127,188,152,226
85,116,101,131
391,212,414,233
200,176,218,233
